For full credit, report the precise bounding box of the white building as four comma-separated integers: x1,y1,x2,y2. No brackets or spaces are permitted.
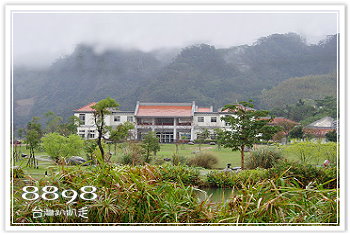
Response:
74,101,237,143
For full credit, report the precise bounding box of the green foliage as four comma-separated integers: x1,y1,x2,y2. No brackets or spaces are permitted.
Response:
13,164,210,223
246,147,284,169
11,166,24,178
42,112,81,136
12,163,338,223
268,161,337,189
219,100,281,169
206,168,269,188
187,152,218,169
120,142,145,165
91,97,120,162
158,164,202,186
261,74,336,109
23,117,43,168
141,131,160,163
282,141,338,164
41,133,84,164
43,111,63,133
172,154,187,166
289,125,304,139
214,177,337,223
83,139,98,163
325,130,337,142
270,96,337,125
109,121,134,143
59,115,82,136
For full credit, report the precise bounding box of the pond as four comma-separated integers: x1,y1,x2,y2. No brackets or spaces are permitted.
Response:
195,187,235,203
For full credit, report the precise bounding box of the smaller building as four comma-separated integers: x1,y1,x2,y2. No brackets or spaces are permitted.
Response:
303,116,337,141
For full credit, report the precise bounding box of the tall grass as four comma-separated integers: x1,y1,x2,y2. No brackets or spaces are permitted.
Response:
12,164,338,224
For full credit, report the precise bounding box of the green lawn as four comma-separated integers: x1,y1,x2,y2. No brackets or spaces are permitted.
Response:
109,143,241,169
12,143,334,179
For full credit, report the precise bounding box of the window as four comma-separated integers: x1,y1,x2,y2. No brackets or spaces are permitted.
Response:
88,130,95,139
79,114,85,125
211,117,217,122
127,116,133,122
114,116,121,122
198,117,204,122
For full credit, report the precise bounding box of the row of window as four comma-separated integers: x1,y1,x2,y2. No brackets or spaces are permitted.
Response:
114,116,134,122
197,117,217,123
80,114,228,125
79,114,134,123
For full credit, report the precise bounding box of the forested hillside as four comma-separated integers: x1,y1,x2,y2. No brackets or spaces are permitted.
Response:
13,33,337,129
259,73,337,108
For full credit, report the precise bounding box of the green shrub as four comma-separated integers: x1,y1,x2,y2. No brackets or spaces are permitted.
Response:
215,177,338,223
158,164,202,186
119,142,145,165
172,154,187,166
268,161,337,188
206,168,269,188
187,152,218,169
246,147,283,169
12,164,212,223
12,164,338,224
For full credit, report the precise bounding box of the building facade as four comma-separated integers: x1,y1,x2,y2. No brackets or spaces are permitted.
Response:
74,101,236,143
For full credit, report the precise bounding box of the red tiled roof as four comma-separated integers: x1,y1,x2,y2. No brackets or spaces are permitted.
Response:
136,105,192,117
260,117,299,125
197,107,211,112
74,102,97,112
303,128,335,137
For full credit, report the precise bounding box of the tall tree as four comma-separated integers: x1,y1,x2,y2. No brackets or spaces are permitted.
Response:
24,117,43,168
219,100,281,170
59,115,83,136
141,131,160,163
44,111,63,133
91,97,119,162
289,125,304,139
197,128,210,151
275,119,299,144
108,121,135,154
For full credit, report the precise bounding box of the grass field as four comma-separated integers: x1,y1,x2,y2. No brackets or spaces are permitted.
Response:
13,142,333,180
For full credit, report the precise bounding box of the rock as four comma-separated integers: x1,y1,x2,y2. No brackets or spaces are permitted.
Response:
66,156,88,166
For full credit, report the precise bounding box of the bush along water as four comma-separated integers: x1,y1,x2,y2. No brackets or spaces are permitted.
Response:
246,146,283,169
12,163,338,224
12,164,210,224
187,152,218,169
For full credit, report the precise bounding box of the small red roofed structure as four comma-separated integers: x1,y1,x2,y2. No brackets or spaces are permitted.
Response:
74,102,97,112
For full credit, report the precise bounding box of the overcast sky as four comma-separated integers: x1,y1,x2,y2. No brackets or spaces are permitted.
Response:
13,12,338,68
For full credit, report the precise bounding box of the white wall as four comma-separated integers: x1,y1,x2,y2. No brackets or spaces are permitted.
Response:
193,113,221,127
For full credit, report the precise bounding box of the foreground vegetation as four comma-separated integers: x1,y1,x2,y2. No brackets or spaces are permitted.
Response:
12,160,338,224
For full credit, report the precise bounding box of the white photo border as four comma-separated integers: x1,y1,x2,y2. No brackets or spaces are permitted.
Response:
5,4,346,232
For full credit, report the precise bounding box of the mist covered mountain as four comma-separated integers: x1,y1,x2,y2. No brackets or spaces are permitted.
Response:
13,33,337,129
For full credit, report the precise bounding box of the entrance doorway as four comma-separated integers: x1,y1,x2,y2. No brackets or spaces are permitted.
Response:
156,132,174,143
